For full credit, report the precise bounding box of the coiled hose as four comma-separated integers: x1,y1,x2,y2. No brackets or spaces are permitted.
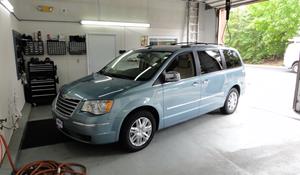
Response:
0,134,87,175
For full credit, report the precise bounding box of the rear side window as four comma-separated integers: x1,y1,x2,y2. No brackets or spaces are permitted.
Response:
223,50,242,69
198,50,222,74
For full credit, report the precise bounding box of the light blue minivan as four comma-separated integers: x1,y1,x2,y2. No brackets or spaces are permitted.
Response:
52,43,245,151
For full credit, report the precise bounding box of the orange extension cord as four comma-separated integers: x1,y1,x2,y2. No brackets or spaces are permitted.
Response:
0,134,87,175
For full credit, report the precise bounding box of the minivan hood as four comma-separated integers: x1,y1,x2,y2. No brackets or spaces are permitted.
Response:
61,73,142,100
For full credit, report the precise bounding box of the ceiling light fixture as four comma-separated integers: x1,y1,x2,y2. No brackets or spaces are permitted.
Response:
0,0,14,12
80,20,150,28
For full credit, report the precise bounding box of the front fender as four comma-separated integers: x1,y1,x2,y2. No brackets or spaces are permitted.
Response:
111,85,164,141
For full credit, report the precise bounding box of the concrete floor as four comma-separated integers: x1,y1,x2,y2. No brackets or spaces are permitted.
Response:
28,105,52,121
17,66,300,175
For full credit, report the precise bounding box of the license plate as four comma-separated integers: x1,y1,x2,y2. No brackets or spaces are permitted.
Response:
56,118,63,129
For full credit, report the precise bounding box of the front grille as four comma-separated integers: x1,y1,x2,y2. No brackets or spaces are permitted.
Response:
55,94,80,117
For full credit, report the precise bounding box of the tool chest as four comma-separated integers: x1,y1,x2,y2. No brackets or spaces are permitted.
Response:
25,60,58,105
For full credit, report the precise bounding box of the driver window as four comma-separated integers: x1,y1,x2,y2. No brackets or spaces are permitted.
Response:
166,52,195,79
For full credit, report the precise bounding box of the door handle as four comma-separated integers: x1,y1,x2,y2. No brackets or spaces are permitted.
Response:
201,79,209,85
192,82,200,87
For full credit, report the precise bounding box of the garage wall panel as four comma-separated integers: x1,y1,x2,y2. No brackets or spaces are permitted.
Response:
18,0,188,88
15,0,99,21
99,0,148,23
18,0,217,88
0,4,25,150
149,0,186,29
19,22,142,88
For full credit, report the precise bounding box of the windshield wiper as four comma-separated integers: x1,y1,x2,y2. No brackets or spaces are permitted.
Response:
111,74,133,80
99,71,133,80
98,69,105,75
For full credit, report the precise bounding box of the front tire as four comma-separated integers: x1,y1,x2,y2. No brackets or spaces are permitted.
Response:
292,62,298,73
120,110,156,152
221,88,239,114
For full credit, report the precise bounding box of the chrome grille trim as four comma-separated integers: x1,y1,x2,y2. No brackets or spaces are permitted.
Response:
56,102,73,113
58,96,79,105
55,94,80,117
56,99,77,109
55,108,70,118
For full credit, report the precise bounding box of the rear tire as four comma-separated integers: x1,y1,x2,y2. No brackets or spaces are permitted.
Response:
120,110,156,152
292,62,298,73
221,88,239,114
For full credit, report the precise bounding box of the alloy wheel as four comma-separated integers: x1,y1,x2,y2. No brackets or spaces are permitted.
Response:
129,117,152,147
227,91,238,111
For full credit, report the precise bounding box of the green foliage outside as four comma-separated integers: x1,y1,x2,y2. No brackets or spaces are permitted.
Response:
225,0,300,63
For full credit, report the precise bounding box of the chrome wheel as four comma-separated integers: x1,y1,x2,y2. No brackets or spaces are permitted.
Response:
227,91,238,111
129,117,152,147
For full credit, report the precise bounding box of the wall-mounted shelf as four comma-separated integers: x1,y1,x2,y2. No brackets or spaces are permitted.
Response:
47,41,66,55
24,41,44,56
69,41,86,55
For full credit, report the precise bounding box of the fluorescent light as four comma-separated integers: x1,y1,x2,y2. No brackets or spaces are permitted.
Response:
0,0,14,12
81,20,150,28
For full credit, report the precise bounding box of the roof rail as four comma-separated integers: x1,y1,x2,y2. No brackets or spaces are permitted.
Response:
171,42,192,45
193,42,220,45
171,42,222,48
142,42,224,49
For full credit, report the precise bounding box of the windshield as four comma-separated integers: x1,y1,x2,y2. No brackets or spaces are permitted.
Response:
99,50,172,81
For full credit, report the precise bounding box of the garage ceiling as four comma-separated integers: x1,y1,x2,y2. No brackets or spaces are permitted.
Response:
201,0,263,9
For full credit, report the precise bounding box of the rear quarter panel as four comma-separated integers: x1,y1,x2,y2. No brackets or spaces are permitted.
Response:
222,66,245,100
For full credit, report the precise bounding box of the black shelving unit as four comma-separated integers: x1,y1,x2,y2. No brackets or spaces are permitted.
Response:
47,41,66,55
69,41,86,55
25,61,58,105
24,41,44,56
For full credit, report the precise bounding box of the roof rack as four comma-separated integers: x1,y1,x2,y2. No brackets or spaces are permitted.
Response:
142,42,224,49
171,42,221,46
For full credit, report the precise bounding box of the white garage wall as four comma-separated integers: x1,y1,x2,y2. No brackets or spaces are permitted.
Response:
0,4,25,145
19,23,187,89
18,0,217,87
16,0,179,88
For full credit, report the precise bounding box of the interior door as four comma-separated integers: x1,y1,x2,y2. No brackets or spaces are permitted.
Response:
87,34,116,74
163,51,201,127
197,50,226,114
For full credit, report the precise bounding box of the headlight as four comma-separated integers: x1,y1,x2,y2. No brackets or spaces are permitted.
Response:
81,100,113,115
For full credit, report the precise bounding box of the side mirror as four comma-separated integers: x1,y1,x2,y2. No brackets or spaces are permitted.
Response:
164,71,181,82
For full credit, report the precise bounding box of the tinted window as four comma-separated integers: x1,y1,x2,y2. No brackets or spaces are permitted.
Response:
223,50,242,69
198,50,222,74
166,52,195,79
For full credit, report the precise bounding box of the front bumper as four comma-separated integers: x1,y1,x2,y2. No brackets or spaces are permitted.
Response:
52,108,119,144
